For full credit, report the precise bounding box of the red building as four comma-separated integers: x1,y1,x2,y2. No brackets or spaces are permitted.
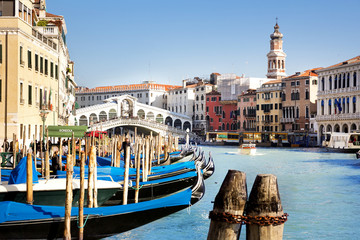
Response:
206,91,238,132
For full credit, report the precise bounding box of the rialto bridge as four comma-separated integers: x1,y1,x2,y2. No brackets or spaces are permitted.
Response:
71,95,193,137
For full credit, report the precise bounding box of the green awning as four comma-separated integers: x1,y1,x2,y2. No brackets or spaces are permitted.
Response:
47,126,88,138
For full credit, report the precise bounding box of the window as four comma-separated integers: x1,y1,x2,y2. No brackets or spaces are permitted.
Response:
0,44,2,63
44,59,48,75
306,106,309,118
20,82,24,103
40,56,43,73
35,54,38,71
27,50,32,68
0,79,2,102
50,62,54,78
55,65,58,79
296,81,300,86
275,115,278,122
312,80,317,85
275,103,278,109
305,89,309,100
20,46,24,65
28,85,32,105
291,81,295,86
305,79,309,85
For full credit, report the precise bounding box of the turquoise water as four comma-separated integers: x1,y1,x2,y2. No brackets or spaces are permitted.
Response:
108,146,360,240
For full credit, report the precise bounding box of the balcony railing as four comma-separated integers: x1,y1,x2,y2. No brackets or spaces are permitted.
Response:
317,86,360,96
32,28,57,51
316,113,360,121
280,118,295,123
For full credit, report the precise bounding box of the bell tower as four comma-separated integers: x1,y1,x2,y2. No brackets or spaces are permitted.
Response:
266,20,287,79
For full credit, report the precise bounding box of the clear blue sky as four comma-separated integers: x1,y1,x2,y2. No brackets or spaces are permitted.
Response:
47,0,360,88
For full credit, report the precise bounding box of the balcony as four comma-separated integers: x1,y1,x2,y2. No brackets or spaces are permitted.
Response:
32,28,58,51
280,118,295,123
317,86,360,96
316,113,360,121
34,26,59,37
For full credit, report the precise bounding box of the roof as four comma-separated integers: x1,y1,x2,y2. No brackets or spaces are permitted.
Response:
76,83,181,94
34,8,63,18
206,90,220,96
211,73,221,76
285,67,322,79
321,55,360,70
263,79,281,85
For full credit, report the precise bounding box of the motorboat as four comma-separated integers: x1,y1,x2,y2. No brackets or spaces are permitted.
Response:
239,143,256,155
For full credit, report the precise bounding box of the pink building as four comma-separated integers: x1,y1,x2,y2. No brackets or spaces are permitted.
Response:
237,89,257,132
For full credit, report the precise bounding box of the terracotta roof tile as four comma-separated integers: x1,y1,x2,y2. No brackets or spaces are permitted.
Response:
263,79,282,85
285,67,322,79
322,56,360,70
76,83,181,93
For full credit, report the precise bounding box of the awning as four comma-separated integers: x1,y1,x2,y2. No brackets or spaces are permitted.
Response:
47,126,88,138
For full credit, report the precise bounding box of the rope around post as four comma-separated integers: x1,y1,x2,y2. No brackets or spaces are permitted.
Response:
209,211,289,226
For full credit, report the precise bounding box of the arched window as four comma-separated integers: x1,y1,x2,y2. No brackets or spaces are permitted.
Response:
321,77,325,91
268,60,271,69
334,76,337,89
338,74,341,88
201,95,204,100
354,72,357,87
273,60,276,69
321,100,324,115
196,115,199,120
282,60,285,69
329,76,332,90
196,96,199,101
353,96,357,113
278,60,281,69
342,73,346,89
201,115,204,120
347,73,350,88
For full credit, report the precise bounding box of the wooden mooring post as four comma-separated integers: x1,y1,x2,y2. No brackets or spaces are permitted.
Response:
207,170,247,240
26,152,33,205
123,145,130,205
78,152,85,240
64,154,74,240
246,174,287,240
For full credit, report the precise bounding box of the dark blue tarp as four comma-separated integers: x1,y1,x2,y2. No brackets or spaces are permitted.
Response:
8,156,41,185
0,187,192,223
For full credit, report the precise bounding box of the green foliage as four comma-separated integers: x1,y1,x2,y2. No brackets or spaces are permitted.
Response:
37,20,48,26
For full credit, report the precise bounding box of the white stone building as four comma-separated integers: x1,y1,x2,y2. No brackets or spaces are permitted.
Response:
75,81,179,110
316,55,360,144
167,80,195,122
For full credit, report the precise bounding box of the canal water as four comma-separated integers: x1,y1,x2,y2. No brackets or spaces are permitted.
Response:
108,146,360,240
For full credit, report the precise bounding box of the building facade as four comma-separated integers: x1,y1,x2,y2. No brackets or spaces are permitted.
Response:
237,89,257,132
0,0,74,145
256,80,283,132
193,81,213,134
206,91,237,132
281,68,320,132
76,82,179,110
167,81,195,122
316,56,360,144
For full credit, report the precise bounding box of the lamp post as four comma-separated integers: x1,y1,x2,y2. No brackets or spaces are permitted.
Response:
40,106,50,144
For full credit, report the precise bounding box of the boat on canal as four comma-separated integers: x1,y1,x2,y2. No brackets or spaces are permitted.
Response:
322,132,360,153
0,163,205,239
239,143,256,155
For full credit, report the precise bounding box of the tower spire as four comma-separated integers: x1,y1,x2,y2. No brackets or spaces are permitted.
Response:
266,21,287,79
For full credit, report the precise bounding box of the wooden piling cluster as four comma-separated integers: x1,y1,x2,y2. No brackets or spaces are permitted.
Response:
207,171,288,240
18,129,181,239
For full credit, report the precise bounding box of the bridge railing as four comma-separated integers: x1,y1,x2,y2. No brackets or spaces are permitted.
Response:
91,117,189,136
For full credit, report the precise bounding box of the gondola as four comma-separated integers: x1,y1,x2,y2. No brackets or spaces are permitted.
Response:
0,156,121,207
0,163,205,240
